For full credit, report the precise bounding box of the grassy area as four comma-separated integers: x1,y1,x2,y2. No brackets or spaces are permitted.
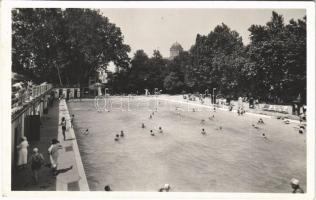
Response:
68,97,306,192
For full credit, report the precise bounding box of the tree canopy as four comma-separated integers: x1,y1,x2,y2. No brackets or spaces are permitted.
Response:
12,8,130,86
12,10,306,104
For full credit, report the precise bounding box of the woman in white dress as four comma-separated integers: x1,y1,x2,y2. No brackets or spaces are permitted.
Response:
16,136,29,168
48,139,63,175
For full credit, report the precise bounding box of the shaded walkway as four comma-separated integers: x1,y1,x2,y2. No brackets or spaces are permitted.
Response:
12,101,59,191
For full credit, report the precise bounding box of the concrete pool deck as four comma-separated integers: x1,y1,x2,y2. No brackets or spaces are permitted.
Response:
56,100,89,191
12,99,89,191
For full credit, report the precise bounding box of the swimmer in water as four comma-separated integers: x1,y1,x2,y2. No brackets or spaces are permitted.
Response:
104,185,112,191
290,178,304,193
158,127,163,133
158,184,171,192
114,134,119,141
284,119,290,124
150,130,155,136
299,127,304,134
209,114,215,120
261,133,268,140
201,128,206,135
83,129,89,135
252,124,259,129
257,118,264,124
120,130,124,137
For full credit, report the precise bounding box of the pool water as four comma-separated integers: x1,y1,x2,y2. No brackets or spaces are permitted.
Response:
68,97,306,192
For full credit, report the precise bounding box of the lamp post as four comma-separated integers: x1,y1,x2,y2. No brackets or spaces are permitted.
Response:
212,88,216,105
154,88,161,111
104,88,109,111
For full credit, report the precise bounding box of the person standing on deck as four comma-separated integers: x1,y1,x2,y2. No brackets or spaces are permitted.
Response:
48,139,63,176
71,114,75,128
30,148,44,184
16,136,29,169
60,117,67,141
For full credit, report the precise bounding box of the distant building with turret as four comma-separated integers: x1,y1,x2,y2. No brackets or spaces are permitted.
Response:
169,42,183,60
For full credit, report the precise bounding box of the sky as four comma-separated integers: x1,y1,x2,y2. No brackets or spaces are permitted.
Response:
100,9,305,59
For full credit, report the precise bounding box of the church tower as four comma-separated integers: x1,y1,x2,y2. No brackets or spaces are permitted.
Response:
169,42,183,60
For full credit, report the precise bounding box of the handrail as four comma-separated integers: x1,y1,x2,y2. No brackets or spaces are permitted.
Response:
11,83,53,122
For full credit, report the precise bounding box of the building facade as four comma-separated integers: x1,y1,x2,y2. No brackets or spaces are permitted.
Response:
169,42,183,60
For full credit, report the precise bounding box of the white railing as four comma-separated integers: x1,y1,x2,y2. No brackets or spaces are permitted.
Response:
12,83,53,112
31,83,53,98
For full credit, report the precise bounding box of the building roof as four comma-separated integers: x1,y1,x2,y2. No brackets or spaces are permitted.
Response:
170,42,183,51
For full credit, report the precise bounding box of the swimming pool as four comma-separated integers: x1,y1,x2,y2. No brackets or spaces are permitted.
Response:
67,97,306,192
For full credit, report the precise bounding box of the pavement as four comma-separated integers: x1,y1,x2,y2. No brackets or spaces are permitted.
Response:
11,99,89,191
11,101,58,191
56,99,89,191
158,95,301,123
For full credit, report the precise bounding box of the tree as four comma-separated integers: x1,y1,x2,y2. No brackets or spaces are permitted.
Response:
164,51,192,93
127,50,150,92
147,50,167,90
12,8,131,86
186,24,246,96
247,11,306,103
12,9,64,84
